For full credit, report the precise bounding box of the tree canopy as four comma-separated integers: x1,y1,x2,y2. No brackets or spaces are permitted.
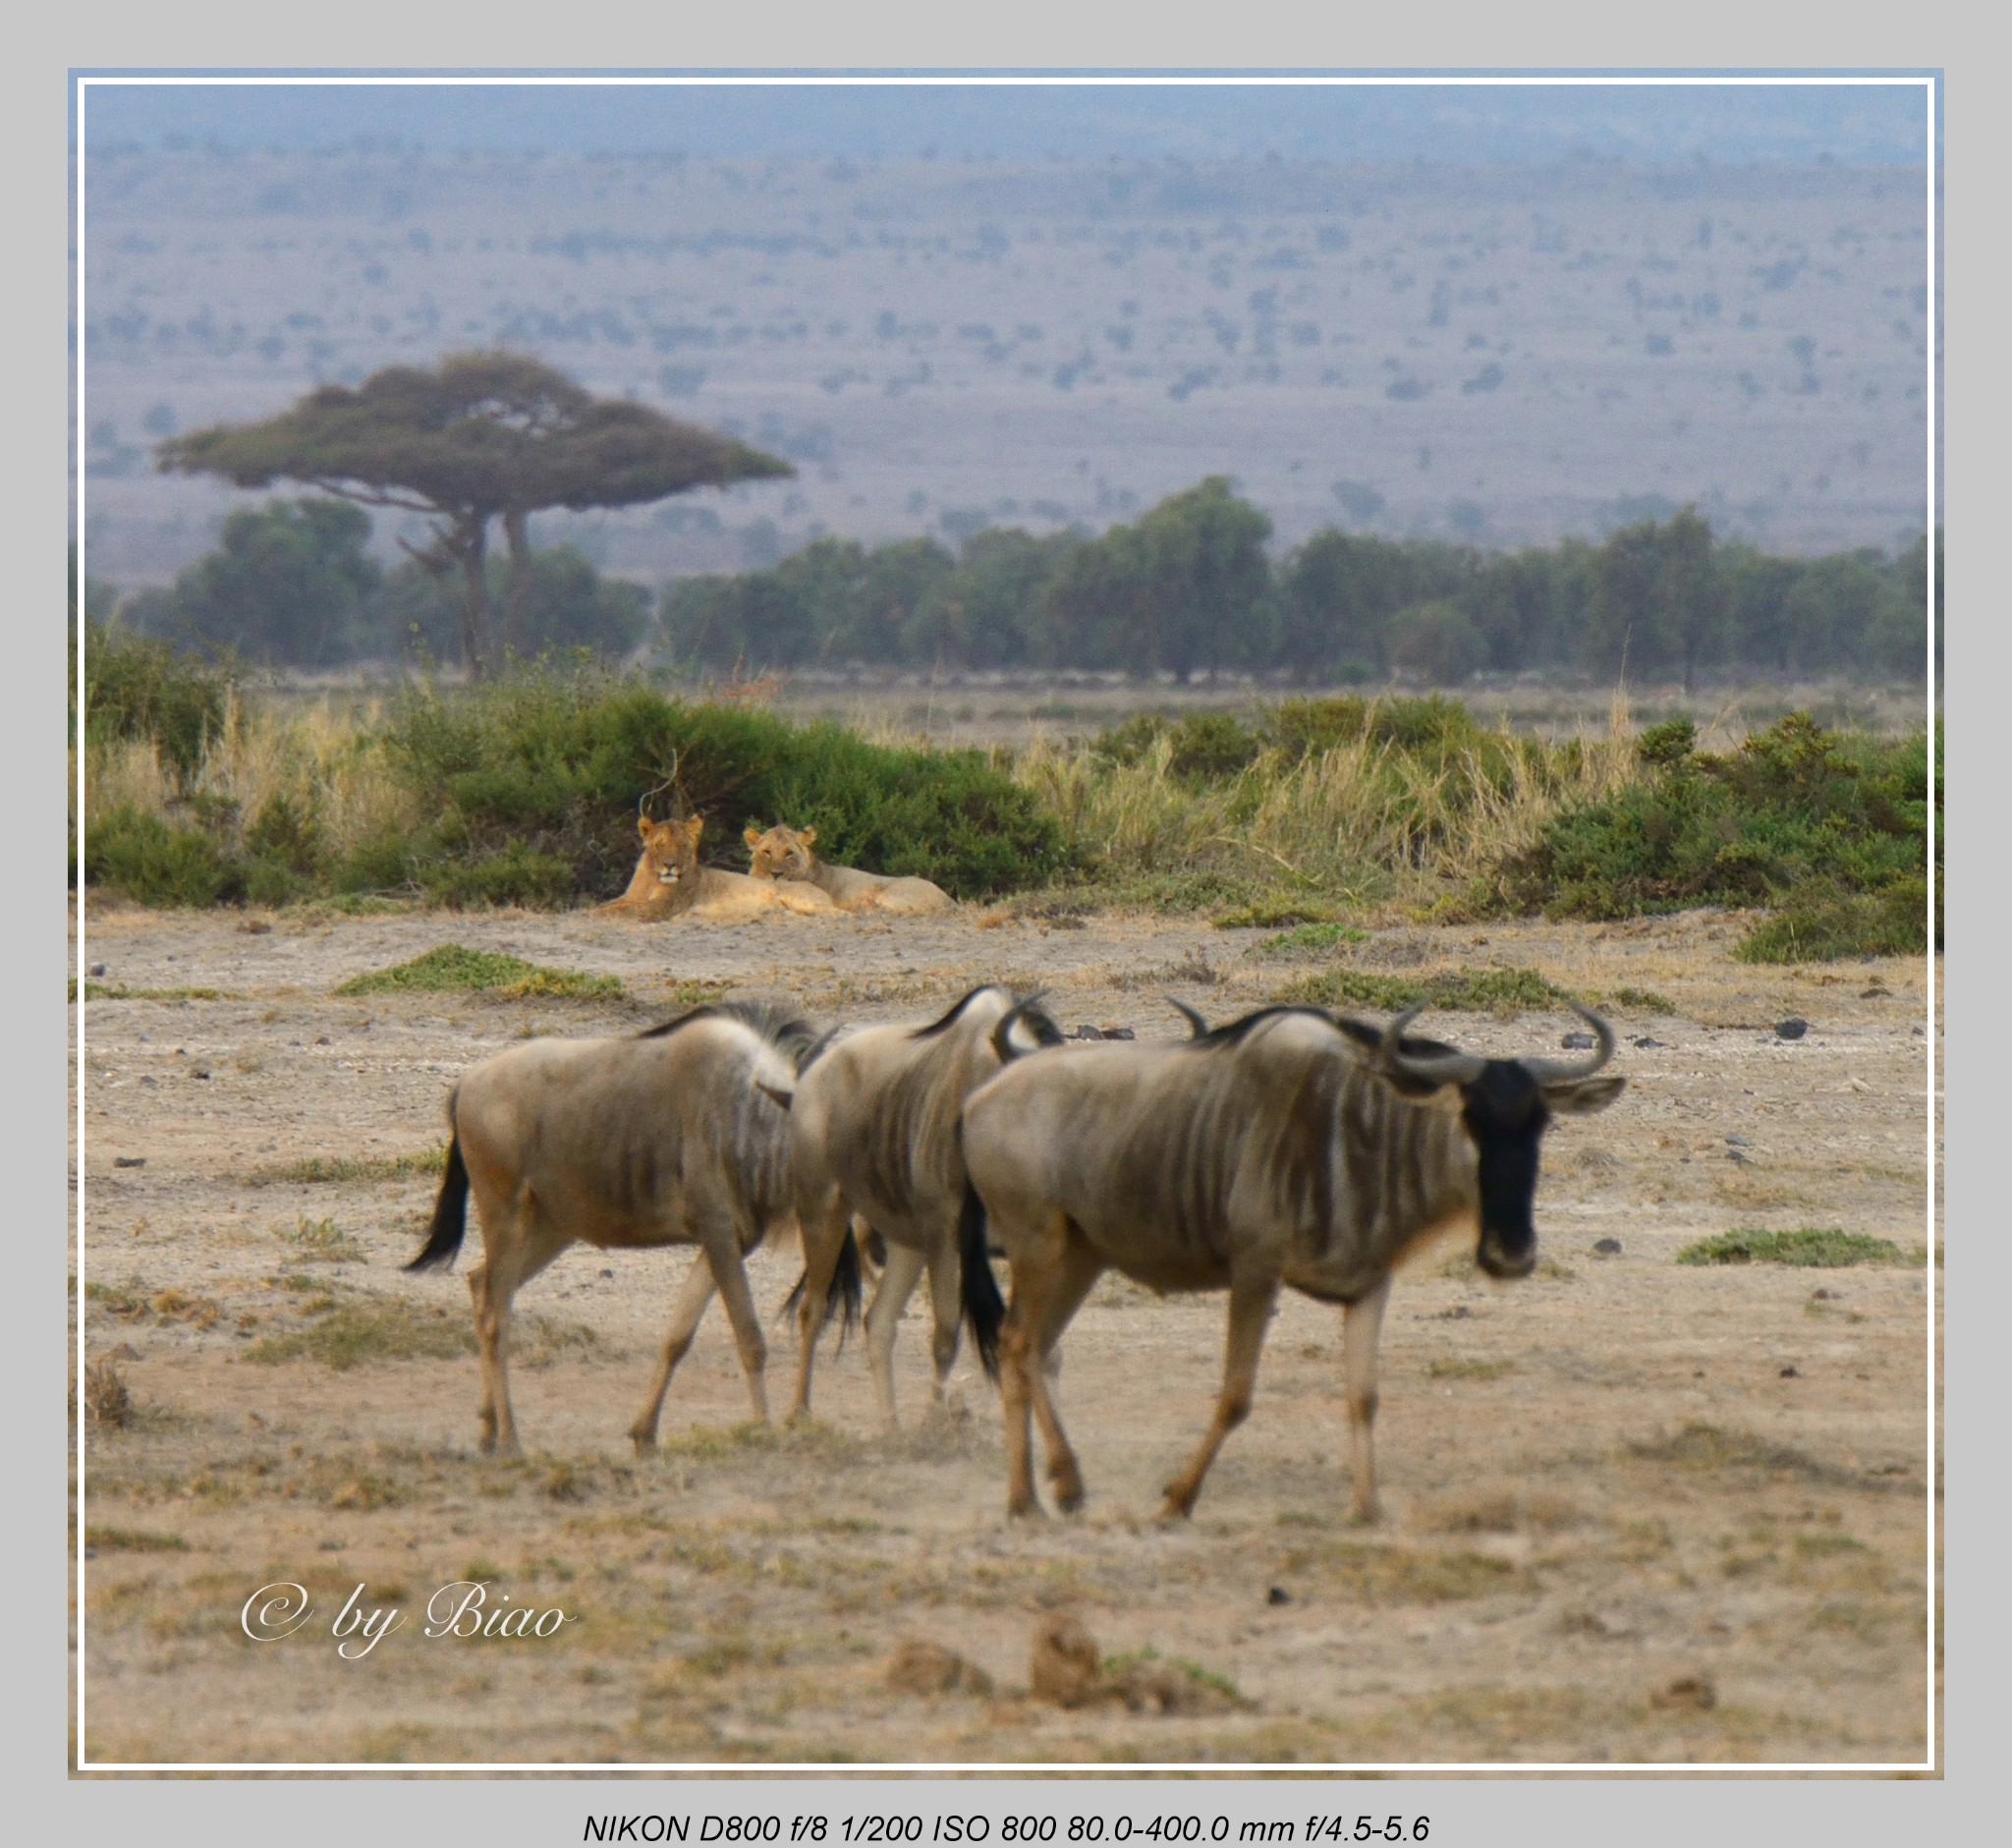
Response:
157,351,790,677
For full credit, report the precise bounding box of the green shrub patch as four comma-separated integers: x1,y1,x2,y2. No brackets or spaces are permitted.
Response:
333,944,622,1000
1675,1228,1907,1268
1482,713,1936,961
1279,965,1569,1020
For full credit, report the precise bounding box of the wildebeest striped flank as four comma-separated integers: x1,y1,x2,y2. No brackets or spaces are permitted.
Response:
959,1001,1624,1520
408,1001,843,1455
778,984,1066,1429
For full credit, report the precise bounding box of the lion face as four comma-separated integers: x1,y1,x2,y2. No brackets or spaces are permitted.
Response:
744,823,818,881
638,814,703,888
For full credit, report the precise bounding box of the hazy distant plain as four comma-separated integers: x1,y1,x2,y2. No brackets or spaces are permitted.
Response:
79,149,1932,587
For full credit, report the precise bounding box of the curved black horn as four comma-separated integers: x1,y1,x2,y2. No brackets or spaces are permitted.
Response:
1166,996,1209,1038
991,992,1065,1064
1517,1000,1616,1084
1379,1001,1486,1088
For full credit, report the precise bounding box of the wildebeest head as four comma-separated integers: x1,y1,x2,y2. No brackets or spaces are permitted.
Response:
744,823,818,881
1341,1001,1625,1279
636,814,703,892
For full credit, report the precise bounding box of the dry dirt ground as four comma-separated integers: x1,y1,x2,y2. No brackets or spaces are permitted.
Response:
70,895,1940,1770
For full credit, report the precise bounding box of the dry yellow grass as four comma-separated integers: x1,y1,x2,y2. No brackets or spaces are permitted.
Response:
1012,700,1645,906
79,691,419,862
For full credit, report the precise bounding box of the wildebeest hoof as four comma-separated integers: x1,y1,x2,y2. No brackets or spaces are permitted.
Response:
1053,1483,1085,1514
630,1431,658,1457
1007,1497,1046,1522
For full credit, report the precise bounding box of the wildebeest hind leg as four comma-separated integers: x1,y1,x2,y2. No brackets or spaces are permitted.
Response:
471,1208,569,1457
698,1216,771,1425
787,1191,851,1425
923,1243,966,1413
1342,1274,1391,1523
1161,1269,1282,1520
1022,1237,1102,1512
629,1250,718,1455
864,1239,926,1431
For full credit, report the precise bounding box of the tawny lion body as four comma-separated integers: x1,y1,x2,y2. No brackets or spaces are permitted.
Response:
595,816,839,924
745,824,955,915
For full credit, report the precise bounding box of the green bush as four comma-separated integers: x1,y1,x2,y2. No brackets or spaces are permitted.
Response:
1091,710,1265,782
381,664,1069,904
333,944,622,999
84,807,246,908
1675,1228,1906,1268
1482,713,1936,959
1278,965,1569,1019
79,622,237,780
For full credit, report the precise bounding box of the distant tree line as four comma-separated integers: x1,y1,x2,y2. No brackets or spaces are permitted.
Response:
105,476,1938,688
663,480,1938,688
118,497,653,669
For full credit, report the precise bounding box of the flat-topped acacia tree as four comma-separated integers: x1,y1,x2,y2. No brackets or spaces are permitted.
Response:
158,351,792,677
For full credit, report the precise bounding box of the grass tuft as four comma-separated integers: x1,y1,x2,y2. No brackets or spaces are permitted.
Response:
243,1298,477,1370
71,979,234,1002
333,944,622,1000
247,1147,446,1188
84,1525,190,1553
275,1214,369,1263
1252,922,1371,957
1278,964,1569,1020
1675,1227,1907,1268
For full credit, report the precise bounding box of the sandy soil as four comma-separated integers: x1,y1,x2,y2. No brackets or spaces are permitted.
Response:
70,895,1940,1769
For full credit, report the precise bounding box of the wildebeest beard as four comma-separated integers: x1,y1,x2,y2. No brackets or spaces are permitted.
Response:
1462,1061,1550,1276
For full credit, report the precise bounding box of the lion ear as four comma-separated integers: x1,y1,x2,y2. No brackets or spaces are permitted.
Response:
800,826,817,848
638,814,653,840
744,825,763,847
689,816,704,842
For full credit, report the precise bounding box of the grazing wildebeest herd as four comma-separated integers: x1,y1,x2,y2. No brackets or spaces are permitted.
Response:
407,979,1623,1523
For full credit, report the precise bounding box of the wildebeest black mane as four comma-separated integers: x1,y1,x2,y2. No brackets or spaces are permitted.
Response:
1184,1004,1337,1051
639,1000,820,1071
1331,1014,1465,1062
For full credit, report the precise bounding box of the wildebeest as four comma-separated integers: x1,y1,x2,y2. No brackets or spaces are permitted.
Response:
777,984,1067,1429
406,1001,849,1454
958,1000,1624,1521
744,823,955,915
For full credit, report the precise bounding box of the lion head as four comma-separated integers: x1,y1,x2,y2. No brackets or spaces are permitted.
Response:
637,814,704,891
744,823,819,882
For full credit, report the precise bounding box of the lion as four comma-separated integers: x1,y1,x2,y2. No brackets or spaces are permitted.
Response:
743,824,955,916
594,816,840,924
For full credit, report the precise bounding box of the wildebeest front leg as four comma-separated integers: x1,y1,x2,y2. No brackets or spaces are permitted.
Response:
864,1238,926,1431
1020,1237,1103,1513
1161,1269,1282,1519
1341,1274,1391,1523
628,1250,718,1455
699,1219,770,1425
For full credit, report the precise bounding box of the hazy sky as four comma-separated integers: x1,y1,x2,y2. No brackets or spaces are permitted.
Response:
76,78,1935,168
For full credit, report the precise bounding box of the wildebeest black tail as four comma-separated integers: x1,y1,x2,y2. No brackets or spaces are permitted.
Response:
782,1225,866,1353
407,1131,470,1272
959,1181,1005,1381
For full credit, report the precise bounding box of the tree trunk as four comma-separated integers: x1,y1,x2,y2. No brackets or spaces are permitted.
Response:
501,506,532,662
453,517,495,681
